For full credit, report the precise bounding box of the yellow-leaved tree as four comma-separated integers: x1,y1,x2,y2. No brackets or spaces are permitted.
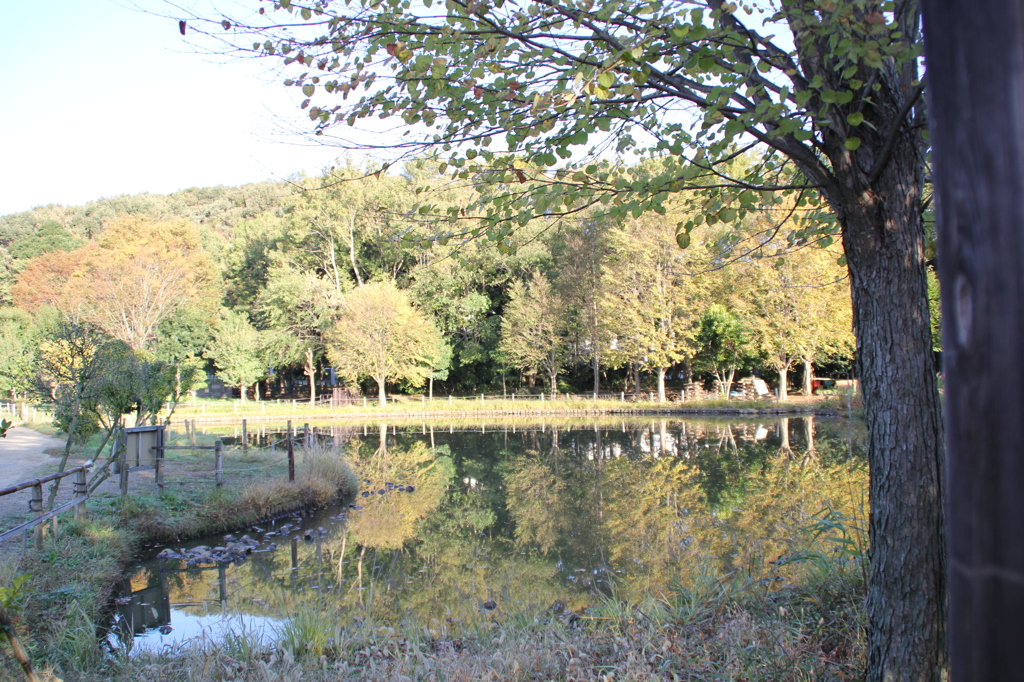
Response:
601,213,706,402
326,281,440,406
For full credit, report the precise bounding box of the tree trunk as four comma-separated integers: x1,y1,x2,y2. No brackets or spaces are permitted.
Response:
346,216,363,288
376,377,387,407
656,366,666,403
830,135,946,680
549,369,557,399
803,415,815,455
240,384,247,404
305,349,317,407
429,375,433,400
802,357,813,396
778,417,790,452
777,366,788,402
725,366,736,397
592,354,600,398
632,363,641,399
47,393,81,511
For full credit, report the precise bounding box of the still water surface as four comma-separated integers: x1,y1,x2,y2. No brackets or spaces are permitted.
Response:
112,416,866,653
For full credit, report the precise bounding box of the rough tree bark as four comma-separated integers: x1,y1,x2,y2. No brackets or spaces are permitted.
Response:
829,124,946,680
924,0,1024,677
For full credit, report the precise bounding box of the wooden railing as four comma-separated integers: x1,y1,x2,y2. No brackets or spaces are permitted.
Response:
0,464,92,550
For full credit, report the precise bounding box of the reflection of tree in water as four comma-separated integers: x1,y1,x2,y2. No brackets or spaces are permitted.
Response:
344,428,453,550
122,418,868,639
506,457,569,554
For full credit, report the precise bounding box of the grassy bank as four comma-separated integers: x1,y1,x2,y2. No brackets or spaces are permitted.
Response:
167,394,842,425
0,443,358,681
4,540,866,681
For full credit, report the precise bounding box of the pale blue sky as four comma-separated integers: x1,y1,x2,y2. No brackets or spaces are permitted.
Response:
0,1,350,216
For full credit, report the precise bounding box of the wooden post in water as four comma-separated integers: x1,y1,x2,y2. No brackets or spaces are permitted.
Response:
242,419,248,453
287,421,295,482
214,441,224,487
304,423,310,449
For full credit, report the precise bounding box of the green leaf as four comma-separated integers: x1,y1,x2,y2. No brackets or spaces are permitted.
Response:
302,84,315,97
676,230,691,249
846,111,864,126
844,137,862,151
598,71,615,88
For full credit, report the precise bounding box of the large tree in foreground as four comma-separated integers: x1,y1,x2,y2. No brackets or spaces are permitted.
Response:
193,1,943,677
326,281,440,406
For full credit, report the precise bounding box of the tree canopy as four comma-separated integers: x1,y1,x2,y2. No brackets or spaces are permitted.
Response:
187,1,942,677
326,280,441,405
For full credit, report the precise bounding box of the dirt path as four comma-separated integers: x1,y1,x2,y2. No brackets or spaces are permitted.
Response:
0,423,66,491
0,424,84,549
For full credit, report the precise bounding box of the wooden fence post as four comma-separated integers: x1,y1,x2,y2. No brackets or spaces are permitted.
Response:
119,435,128,499
303,423,310,449
155,426,165,490
191,419,196,446
242,419,248,454
287,421,295,482
30,485,42,550
214,441,223,487
74,468,87,521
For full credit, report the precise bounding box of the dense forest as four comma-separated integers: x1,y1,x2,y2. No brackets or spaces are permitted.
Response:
0,158,859,410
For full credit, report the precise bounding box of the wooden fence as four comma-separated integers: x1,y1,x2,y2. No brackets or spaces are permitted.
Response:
0,464,92,551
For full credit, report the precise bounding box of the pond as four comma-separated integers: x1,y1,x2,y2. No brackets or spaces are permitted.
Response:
111,416,867,654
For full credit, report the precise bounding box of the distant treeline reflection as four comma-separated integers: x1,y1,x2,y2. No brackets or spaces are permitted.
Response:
119,417,867,649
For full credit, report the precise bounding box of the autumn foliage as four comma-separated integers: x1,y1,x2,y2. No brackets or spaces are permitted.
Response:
14,218,216,349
